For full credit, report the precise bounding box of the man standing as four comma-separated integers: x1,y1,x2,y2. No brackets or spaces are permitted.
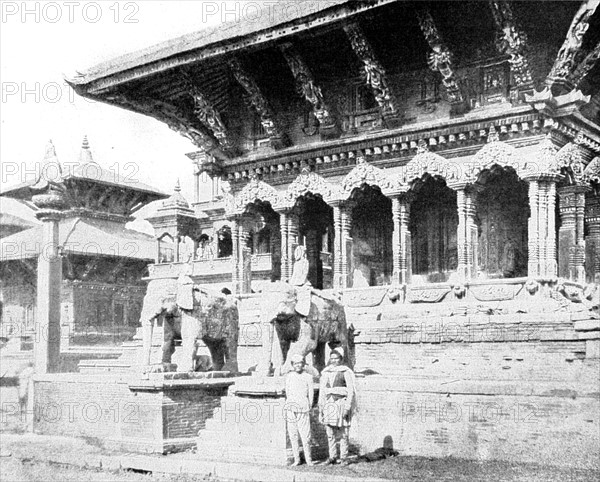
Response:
318,348,356,465
284,354,314,466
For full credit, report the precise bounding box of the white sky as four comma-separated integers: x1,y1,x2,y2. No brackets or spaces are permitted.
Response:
0,0,266,230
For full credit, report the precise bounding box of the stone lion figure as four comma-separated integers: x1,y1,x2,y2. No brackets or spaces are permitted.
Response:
257,281,349,376
140,277,238,373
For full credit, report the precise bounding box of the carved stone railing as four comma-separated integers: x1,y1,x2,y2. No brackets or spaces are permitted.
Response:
147,254,272,279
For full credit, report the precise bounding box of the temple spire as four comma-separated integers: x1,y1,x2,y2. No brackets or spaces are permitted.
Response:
78,135,96,165
38,139,63,184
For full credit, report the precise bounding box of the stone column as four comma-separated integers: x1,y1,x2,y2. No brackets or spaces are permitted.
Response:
340,204,352,288
31,195,65,374
287,213,299,280
332,204,343,289
230,217,240,293
559,185,590,282
454,186,479,280
174,235,181,263
585,193,600,283
306,229,319,287
238,222,251,294
391,195,412,285
399,197,412,285
528,177,560,278
527,180,540,277
279,211,289,282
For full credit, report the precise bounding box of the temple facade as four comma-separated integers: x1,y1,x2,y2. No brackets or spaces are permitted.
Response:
70,0,600,294
57,0,600,467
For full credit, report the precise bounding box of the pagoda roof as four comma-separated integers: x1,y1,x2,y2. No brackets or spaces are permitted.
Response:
1,139,169,216
68,0,365,89
0,216,155,261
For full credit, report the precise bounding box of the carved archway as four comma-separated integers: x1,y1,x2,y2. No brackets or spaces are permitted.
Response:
226,178,282,215
397,142,459,187
281,168,341,208
341,157,393,199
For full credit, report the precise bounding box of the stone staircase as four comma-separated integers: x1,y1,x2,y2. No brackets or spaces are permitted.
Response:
196,377,329,465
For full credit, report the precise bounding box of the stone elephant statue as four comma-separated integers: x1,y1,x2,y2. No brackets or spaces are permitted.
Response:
140,278,239,373
257,282,349,376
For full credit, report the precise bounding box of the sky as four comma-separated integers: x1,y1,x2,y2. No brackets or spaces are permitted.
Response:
0,0,270,231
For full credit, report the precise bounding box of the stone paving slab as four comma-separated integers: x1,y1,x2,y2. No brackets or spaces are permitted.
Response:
0,433,389,482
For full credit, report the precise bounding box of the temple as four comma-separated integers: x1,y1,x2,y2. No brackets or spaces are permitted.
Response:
69,0,600,293
20,0,600,466
0,138,167,350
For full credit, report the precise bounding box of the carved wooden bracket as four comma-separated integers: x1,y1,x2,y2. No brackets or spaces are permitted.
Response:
546,0,599,94
417,10,467,115
343,22,402,127
228,57,290,150
489,0,534,90
279,42,340,139
569,41,600,89
180,70,235,152
104,93,220,155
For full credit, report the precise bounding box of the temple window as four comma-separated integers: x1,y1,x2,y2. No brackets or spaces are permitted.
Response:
217,226,233,258
410,176,458,283
157,233,174,264
476,167,529,279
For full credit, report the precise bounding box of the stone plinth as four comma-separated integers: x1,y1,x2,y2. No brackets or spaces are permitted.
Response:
33,372,235,454
196,376,328,465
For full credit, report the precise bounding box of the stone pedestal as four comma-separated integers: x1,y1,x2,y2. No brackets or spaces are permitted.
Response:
33,372,235,454
196,376,328,465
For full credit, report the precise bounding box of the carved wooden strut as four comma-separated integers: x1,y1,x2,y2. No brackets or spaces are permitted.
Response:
228,57,290,149
279,43,339,139
489,0,533,89
417,10,466,113
343,22,401,126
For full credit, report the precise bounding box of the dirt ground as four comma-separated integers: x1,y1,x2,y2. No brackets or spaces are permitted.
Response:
1,386,598,482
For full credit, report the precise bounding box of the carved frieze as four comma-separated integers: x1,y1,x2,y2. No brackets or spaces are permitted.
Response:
228,57,289,149
343,23,400,124
470,283,523,302
406,286,451,303
546,1,599,90
180,70,234,151
279,43,339,138
417,10,465,108
489,0,533,88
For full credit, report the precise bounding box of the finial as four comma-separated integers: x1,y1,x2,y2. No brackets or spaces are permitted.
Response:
487,125,499,143
174,179,181,192
44,140,57,161
78,135,95,164
417,139,429,154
